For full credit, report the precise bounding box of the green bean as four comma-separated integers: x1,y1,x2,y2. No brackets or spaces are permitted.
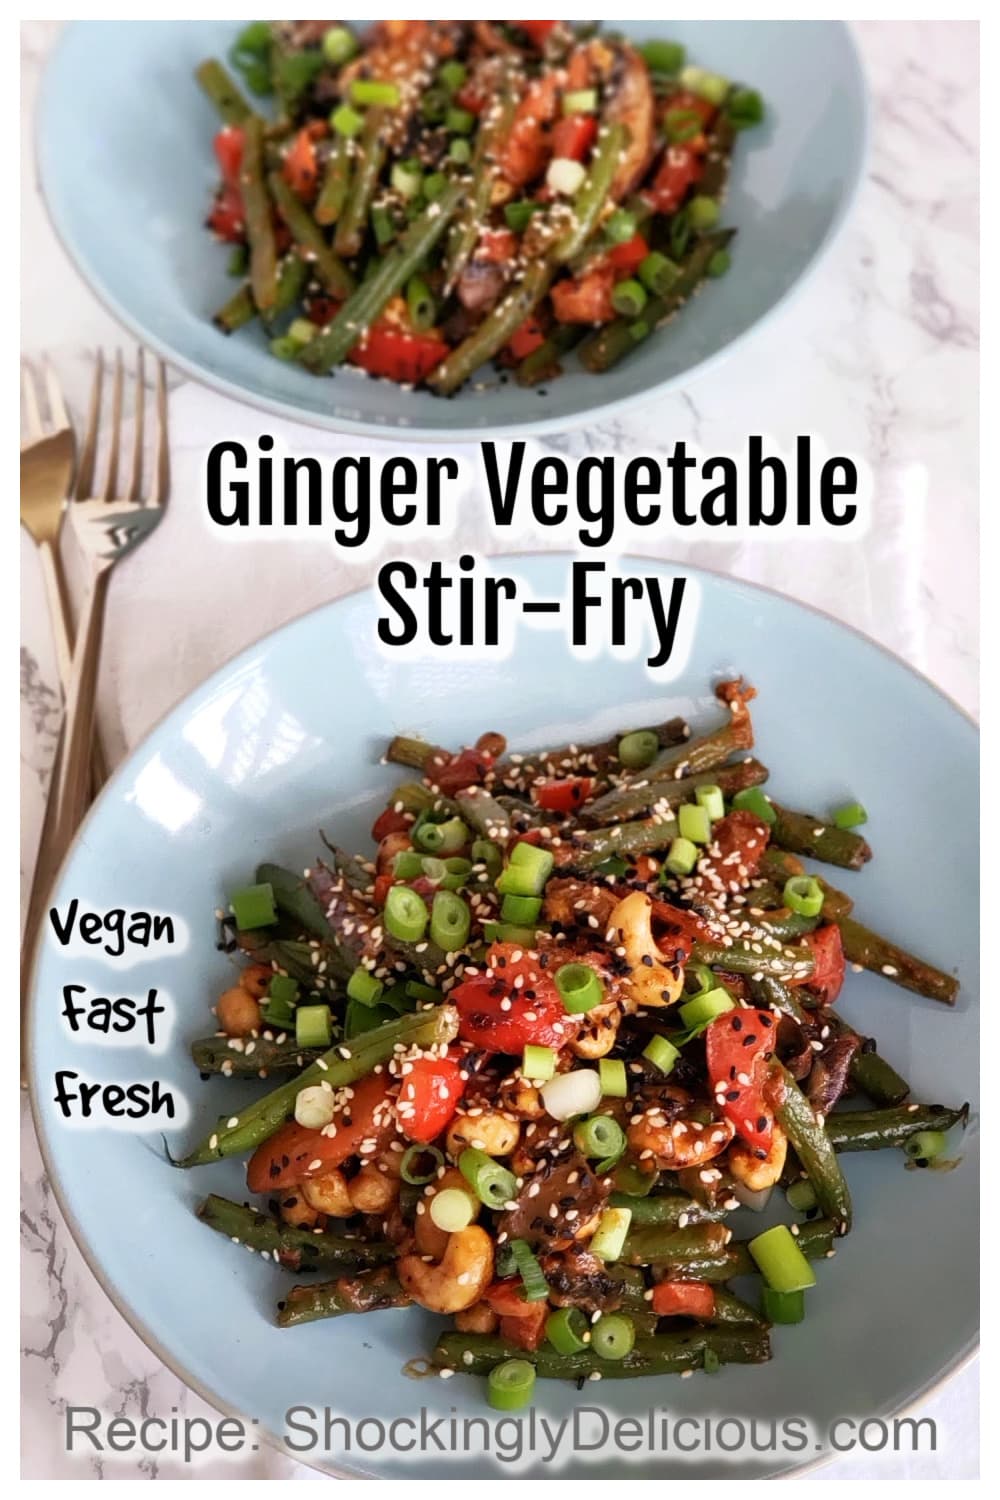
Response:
608,1191,725,1228
711,1289,768,1327
756,848,854,920
515,326,585,387
453,789,513,842
213,283,256,334
769,804,873,870
694,115,736,199
582,708,756,825
494,718,689,788
170,1004,457,1167
664,1218,837,1283
197,1196,394,1272
836,914,959,1006
385,734,452,771
776,1068,852,1235
444,89,517,289
278,1268,409,1327
267,172,355,299
553,121,628,263
575,759,769,842
824,1102,969,1153
623,1220,731,1267
315,136,352,226
303,184,464,373
334,108,388,258
579,229,734,373
240,116,278,311
691,938,815,984
196,59,252,126
432,1327,771,1380
190,1033,323,1077
428,258,555,396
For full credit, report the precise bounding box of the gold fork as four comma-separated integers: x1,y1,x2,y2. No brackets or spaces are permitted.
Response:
20,349,170,1087
21,360,109,789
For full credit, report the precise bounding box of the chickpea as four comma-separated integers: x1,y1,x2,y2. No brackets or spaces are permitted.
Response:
279,1189,320,1229
347,1162,400,1215
455,1301,499,1335
302,1169,354,1218
446,1109,520,1159
240,963,273,1000
414,1168,478,1259
216,985,262,1038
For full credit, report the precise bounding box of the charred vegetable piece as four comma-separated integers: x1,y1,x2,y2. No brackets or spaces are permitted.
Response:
197,1195,394,1272
278,1268,410,1327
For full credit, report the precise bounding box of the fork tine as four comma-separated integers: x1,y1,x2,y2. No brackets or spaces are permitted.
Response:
101,349,124,502
44,359,70,432
74,350,104,499
21,364,43,441
151,357,170,506
126,347,145,502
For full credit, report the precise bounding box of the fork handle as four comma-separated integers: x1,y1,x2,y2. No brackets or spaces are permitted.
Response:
19,567,112,1087
39,537,110,793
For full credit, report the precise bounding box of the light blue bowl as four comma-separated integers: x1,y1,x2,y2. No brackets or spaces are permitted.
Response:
29,559,977,1479
37,21,867,439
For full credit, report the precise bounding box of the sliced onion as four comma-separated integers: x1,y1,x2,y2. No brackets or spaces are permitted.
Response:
541,1069,602,1123
547,157,587,196
732,1182,774,1214
294,1084,335,1130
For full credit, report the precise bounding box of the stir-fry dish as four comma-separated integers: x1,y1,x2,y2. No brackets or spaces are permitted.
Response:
197,20,764,394
176,680,967,1407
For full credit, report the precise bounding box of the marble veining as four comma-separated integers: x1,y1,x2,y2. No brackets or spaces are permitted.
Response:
20,18,978,1480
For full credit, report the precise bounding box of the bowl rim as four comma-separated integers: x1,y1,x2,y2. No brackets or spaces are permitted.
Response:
35,19,871,442
26,553,978,1481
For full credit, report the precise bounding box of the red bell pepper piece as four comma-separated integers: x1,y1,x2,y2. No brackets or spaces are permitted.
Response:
207,184,245,243
550,263,616,324
532,776,595,813
213,126,245,186
452,944,573,1054
282,124,324,200
650,1280,716,1319
371,807,411,842
514,21,557,46
791,923,846,1005
608,232,650,275
396,1053,466,1143
349,323,448,385
246,1072,395,1192
704,1007,779,1156
643,144,704,215
551,114,598,163
507,316,547,362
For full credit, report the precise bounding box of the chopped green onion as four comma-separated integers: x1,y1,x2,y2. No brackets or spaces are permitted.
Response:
445,105,475,135
574,1114,626,1162
261,995,295,1029
782,876,824,919
683,962,718,1000
438,856,472,891
611,278,648,319
641,39,685,74
638,250,682,299
669,207,692,259
430,891,471,952
286,317,317,347
785,1179,818,1213
487,1358,535,1412
605,208,638,245
420,86,449,124
904,1130,948,1163
563,87,598,115
678,989,734,1030
350,78,400,108
346,966,384,1007
545,1306,588,1354
726,86,765,130
449,137,472,164
761,1287,806,1325
268,974,300,1006
678,803,711,844
554,962,604,1014
406,273,437,331
687,195,720,231
617,728,659,768
511,1238,549,1301
664,836,698,876
664,107,704,144
322,25,358,65
679,64,730,106
748,1224,817,1294
695,783,725,821
501,893,543,925
708,249,732,278
833,801,868,830
384,885,428,943
344,998,396,1037
498,842,553,896
393,850,424,880
230,882,277,931
596,854,630,878
589,1208,632,1264
522,1044,556,1082
414,815,469,854
295,1003,332,1049
400,1143,444,1185
438,59,467,94
423,170,449,202
599,1058,628,1098
391,158,424,199
405,979,440,1005
482,921,539,946
294,1083,335,1130
504,200,541,233
613,1162,657,1196
642,1034,680,1075
331,102,364,138
732,787,776,824
541,1068,602,1122
268,335,300,362
430,1186,477,1233
591,1311,635,1358
370,205,397,247
472,838,503,879
459,1147,517,1209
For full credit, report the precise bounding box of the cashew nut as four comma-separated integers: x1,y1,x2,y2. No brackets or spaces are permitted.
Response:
609,891,683,1009
569,1003,621,1058
414,1168,478,1258
397,1225,494,1313
628,1109,735,1169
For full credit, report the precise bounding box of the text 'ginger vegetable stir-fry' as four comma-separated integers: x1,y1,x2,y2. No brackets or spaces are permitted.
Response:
176,680,966,1407
198,20,763,394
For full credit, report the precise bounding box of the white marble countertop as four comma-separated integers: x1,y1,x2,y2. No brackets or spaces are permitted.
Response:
21,18,978,1480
